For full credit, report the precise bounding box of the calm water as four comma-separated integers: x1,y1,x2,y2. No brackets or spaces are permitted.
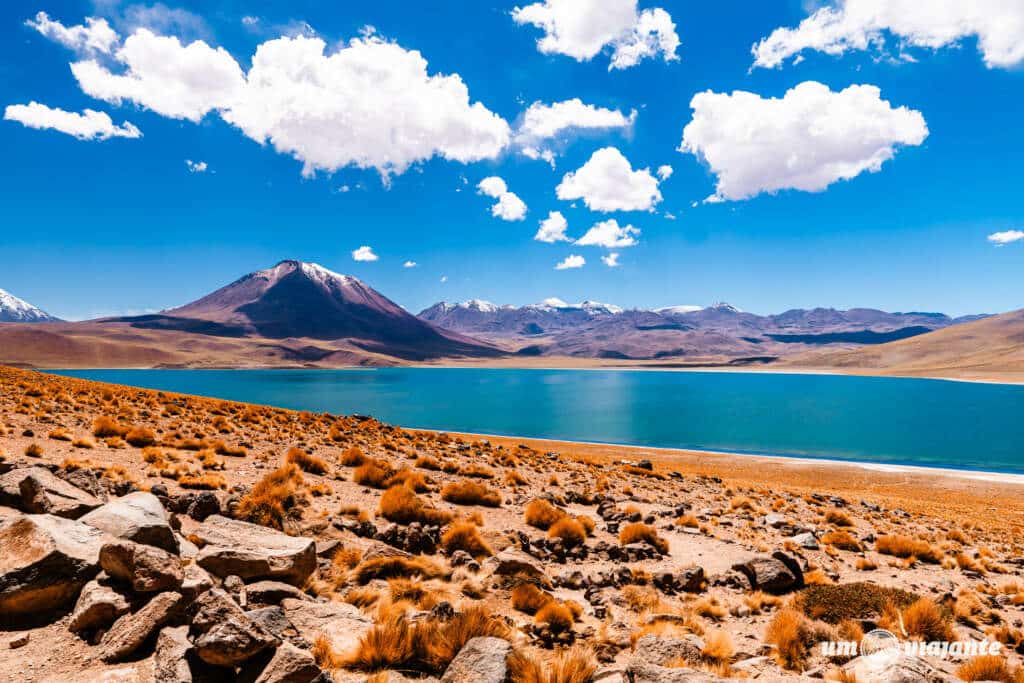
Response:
52,368,1024,474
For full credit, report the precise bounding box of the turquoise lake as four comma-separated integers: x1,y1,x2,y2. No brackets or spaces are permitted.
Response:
53,369,1024,474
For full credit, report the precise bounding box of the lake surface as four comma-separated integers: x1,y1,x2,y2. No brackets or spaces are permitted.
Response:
53,368,1024,474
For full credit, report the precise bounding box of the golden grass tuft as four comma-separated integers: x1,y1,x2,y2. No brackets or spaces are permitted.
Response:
825,508,854,526
883,597,954,642
821,530,862,551
124,426,156,447
285,446,328,474
507,645,597,683
353,460,394,489
340,446,367,466
956,655,1024,682
24,443,42,458
235,463,305,530
535,601,575,634
92,416,128,438
765,608,811,670
524,498,566,530
440,480,501,507
440,520,493,559
702,628,734,663
352,555,446,585
379,484,453,526
512,583,553,614
875,535,942,563
548,517,587,548
618,522,669,554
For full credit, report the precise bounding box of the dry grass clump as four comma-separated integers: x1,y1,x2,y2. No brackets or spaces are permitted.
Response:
882,597,954,642
535,601,576,634
765,608,812,670
702,629,734,663
413,455,442,471
524,499,566,530
743,591,783,615
285,446,328,474
794,582,918,624
460,464,495,479
875,535,942,563
354,460,394,489
821,530,862,551
24,443,42,458
340,446,367,466
386,468,429,492
548,517,587,548
124,426,156,447
340,606,508,674
505,470,529,487
72,437,95,449
379,484,453,526
236,463,305,530
507,645,597,683
440,520,492,559
956,656,1024,682
512,583,554,614
48,427,73,441
92,416,129,438
618,522,669,554
825,508,854,526
352,555,446,585
440,480,501,507
178,472,227,490
343,586,381,609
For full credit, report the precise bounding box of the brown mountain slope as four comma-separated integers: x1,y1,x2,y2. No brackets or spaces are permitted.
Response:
782,308,1024,382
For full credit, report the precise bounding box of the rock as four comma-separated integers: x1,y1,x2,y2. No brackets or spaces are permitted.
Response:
57,468,107,501
191,588,279,667
631,634,704,666
763,513,787,528
0,467,102,518
731,551,804,594
281,598,372,659
636,460,653,471
482,549,549,584
245,581,311,606
788,532,819,550
68,579,130,633
0,512,106,623
246,606,309,649
238,642,322,683
842,653,952,682
678,566,706,593
193,516,316,586
5,633,29,649
100,591,185,662
440,636,511,683
626,663,725,682
181,562,214,601
153,626,193,683
187,492,221,522
100,539,184,593
80,492,179,554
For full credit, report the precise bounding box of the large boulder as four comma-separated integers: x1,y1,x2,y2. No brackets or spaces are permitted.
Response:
190,588,279,667
0,512,106,623
100,591,185,662
153,625,194,683
80,492,179,554
0,467,102,518
238,642,323,683
842,653,954,683
67,579,131,633
631,634,704,666
440,636,511,683
482,549,549,584
100,539,184,593
731,551,804,594
281,598,372,659
192,516,316,586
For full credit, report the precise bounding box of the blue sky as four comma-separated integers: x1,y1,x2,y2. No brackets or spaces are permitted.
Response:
1,0,1021,320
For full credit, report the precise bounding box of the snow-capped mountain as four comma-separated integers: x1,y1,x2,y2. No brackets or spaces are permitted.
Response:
0,288,60,322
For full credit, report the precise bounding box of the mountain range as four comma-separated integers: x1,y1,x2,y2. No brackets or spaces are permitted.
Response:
0,260,1018,381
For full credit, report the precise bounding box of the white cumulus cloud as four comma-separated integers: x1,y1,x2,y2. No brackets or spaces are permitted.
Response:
535,211,570,243
679,81,928,202
26,12,119,55
512,0,680,70
988,230,1024,246
515,98,635,162
576,219,640,248
477,176,528,221
556,146,662,212
656,164,673,180
403,260,418,268
3,102,141,140
36,18,510,180
185,159,208,173
352,246,378,262
752,0,1024,70
602,252,621,267
555,254,585,270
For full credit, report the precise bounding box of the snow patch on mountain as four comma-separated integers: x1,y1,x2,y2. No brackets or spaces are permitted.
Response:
0,288,59,322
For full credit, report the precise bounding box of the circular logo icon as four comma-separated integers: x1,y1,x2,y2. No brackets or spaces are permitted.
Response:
861,629,900,664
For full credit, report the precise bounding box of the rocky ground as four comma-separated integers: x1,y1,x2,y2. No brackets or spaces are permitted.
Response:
1,365,1023,683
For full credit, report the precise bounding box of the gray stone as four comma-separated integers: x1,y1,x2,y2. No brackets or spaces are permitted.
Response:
842,653,955,683
100,591,185,662
80,492,179,554
0,467,102,518
193,516,316,586
191,588,279,667
731,551,804,594
154,626,194,683
239,642,322,683
245,581,311,606
482,549,549,584
68,579,130,633
246,606,308,648
787,532,819,550
440,636,511,683
631,634,703,666
100,539,184,593
181,562,214,601
0,512,106,622
281,598,372,660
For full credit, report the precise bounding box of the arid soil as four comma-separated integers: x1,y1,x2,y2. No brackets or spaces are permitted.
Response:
1,365,1023,683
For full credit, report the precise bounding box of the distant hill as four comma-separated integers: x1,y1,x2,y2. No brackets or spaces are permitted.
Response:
0,288,60,322
418,299,981,361
0,261,498,368
782,308,1024,381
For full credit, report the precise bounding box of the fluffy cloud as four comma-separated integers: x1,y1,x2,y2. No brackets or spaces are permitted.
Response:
679,81,927,202
477,176,528,221
988,230,1024,246
26,12,118,54
71,29,245,122
556,147,662,212
576,219,640,248
602,252,621,267
656,164,673,180
403,260,418,268
185,159,207,173
752,0,1024,70
3,102,140,140
37,18,509,179
555,254,585,270
512,0,679,70
535,211,570,243
352,246,378,262
515,99,635,161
